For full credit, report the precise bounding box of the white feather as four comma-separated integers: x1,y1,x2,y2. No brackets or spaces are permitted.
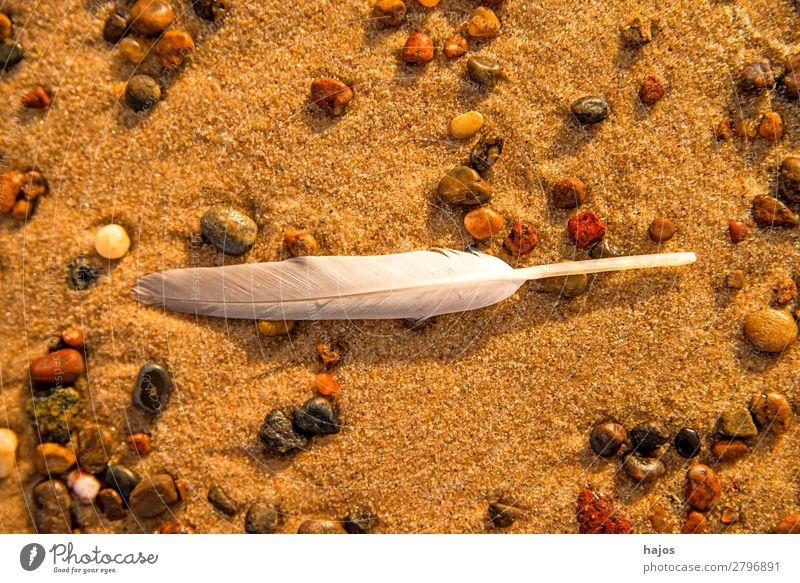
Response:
133,249,696,321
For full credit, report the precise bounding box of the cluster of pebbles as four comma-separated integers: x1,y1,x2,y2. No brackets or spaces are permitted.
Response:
0,170,48,222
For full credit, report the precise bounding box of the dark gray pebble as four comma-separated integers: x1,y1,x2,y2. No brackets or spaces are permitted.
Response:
207,485,240,516
629,422,668,453
245,503,279,534
294,397,341,435
343,506,379,534
105,464,142,501
132,363,173,415
571,96,609,125
0,41,24,70
674,427,701,458
259,410,309,456
103,13,129,43
128,473,178,518
68,258,99,290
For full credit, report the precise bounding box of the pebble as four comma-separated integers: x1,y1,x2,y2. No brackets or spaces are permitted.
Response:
33,480,73,533
589,421,627,457
464,208,504,240
620,16,652,46
535,269,588,298
126,432,153,455
450,111,484,139
648,216,676,243
259,410,309,456
466,56,503,87
200,206,257,255
488,499,523,528
154,30,195,69
648,504,674,534
208,485,240,515
257,320,296,337
61,327,84,349
26,387,80,444
469,134,503,174
125,74,161,111
0,170,21,214
129,473,179,517
21,86,51,109
743,308,798,353
11,198,31,220
639,73,666,105
0,428,18,479
715,117,735,140
103,12,129,43
33,442,76,475
673,428,701,458
571,96,609,125
752,195,798,228
623,454,665,483
194,0,227,21
0,12,10,41
69,259,99,290
444,34,469,59
552,177,586,209
402,32,434,64
629,422,668,453
284,228,318,257
159,519,197,534
728,220,748,244
503,221,539,256
132,363,174,415
772,514,800,534
105,464,142,500
467,7,501,38
684,464,721,512
726,270,745,290
711,439,748,462
130,0,176,36
759,112,783,142
589,239,624,259
778,156,800,203
67,469,101,504
98,488,126,520
373,0,406,27
245,503,279,534
95,223,131,259
575,489,632,534
317,339,346,367
314,372,340,396
297,519,345,534
343,506,379,534
0,41,23,69
681,511,707,534
567,210,606,249
310,77,353,116
784,54,800,98
77,425,113,474
750,391,793,434
294,397,341,435
30,348,85,384
741,58,775,91
721,506,739,525
118,37,146,64
734,117,758,140
773,277,796,305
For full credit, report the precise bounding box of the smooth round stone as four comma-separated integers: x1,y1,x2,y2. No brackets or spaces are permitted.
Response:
294,397,341,435
77,425,113,474
648,216,676,243
130,0,176,36
778,156,800,203
552,177,586,209
629,422,668,453
67,469,101,504
129,473,178,517
207,485,240,516
467,56,503,87
673,428,701,458
118,37,146,64
26,387,80,444
373,0,406,27
103,12,129,43
343,506,379,534
437,166,492,205
449,111,484,139
470,134,503,174
257,320,296,337
132,363,173,415
0,428,18,479
245,503,279,534
154,30,195,69
744,308,798,352
622,454,665,483
105,464,142,501
750,391,793,434
297,519,345,534
467,7,501,38
0,13,11,42
571,96,609,125
716,409,758,438
200,206,257,255
0,41,24,69
33,442,76,475
30,348,85,384
33,480,73,533
259,410,308,456
125,74,161,111
98,488,126,520
95,224,131,259
589,422,626,457
711,439,748,462
464,208,504,240
684,464,721,512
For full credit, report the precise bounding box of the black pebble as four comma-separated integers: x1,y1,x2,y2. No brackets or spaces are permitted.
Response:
105,464,142,501
68,259,99,290
674,427,701,458
294,397,341,435
259,410,308,456
207,486,240,516
0,41,24,70
245,503,279,534
629,422,668,453
343,506,379,534
132,363,173,415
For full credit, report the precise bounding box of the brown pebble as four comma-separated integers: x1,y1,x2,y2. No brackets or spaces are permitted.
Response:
742,58,775,91
0,171,22,214
743,308,798,353
752,195,798,228
639,73,666,105
784,54,800,98
97,488,125,520
535,269,588,298
30,348,85,384
464,208,504,240
310,78,353,116
21,86,51,109
728,220,748,244
774,277,797,305
721,506,739,525
648,216,676,243
735,117,758,140
711,440,748,462
33,443,76,475
33,480,73,533
648,504,674,534
552,177,586,209
126,433,153,455
60,328,84,349
681,511,707,534
750,391,793,434
284,228,318,257
297,519,345,534
130,0,176,36
103,12,129,43
467,6,501,38
778,156,800,203
129,473,178,517
257,320,296,337
715,117,734,141
317,340,345,368
444,34,468,59
208,485,240,515
759,112,783,142
685,464,721,512
726,270,745,290
154,30,195,70
772,514,800,534
620,16,651,46
503,221,539,256
76,425,113,474
488,499,523,528
372,0,406,27
402,32,434,64
21,171,47,201
11,199,31,221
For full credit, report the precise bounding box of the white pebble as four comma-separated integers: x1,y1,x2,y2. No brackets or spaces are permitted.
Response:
67,469,101,503
0,428,19,479
94,224,131,259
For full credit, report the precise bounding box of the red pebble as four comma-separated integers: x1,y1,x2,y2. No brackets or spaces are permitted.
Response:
568,210,606,250
728,220,748,244
21,86,51,109
576,489,633,534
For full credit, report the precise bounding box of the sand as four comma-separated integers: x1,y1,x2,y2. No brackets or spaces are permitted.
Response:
1,0,799,534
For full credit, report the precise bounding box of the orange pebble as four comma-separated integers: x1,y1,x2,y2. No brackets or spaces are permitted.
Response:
126,433,153,455
315,372,340,396
61,327,84,348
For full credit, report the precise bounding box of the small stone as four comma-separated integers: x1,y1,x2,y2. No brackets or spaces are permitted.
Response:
372,0,406,27
317,339,345,368
0,170,21,214
343,506,379,534
98,488,126,520
629,422,668,453
648,504,674,534
488,499,522,528
310,77,353,116
33,480,73,533
193,0,226,21
750,391,793,434
715,117,735,140
535,269,588,298
125,432,153,455
11,198,31,221
589,421,626,457
438,166,492,205
449,111,484,139
0,428,18,479
552,177,586,209
444,34,468,59
467,7,500,38
778,156,800,203
674,428,701,458
21,85,51,109
76,425,113,474
571,96,609,125
129,473,179,517
257,320,296,337
589,239,624,259
464,208,504,240
200,206,257,255
721,506,739,525
118,37,146,64
132,363,174,415
103,12,129,43
752,195,798,228
283,228,318,257
60,327,84,349
726,270,745,290
623,454,665,483
95,223,132,259
417,0,440,6
0,12,11,42
503,221,539,256
294,397,341,435
402,32,434,64
774,277,797,305
245,503,279,534
685,464,721,512
0,41,24,69
772,514,800,534
639,73,666,105
568,210,605,249
648,216,676,243
33,442,76,475
314,372,340,396
130,0,176,36
783,54,800,98
620,16,651,46
208,485,240,515
681,511,707,534
68,258,99,291
297,519,345,534
125,74,161,111
67,469,101,504
576,489,632,534
469,134,503,174
734,117,758,140
741,58,775,91
758,112,783,142
466,56,503,87
711,439,748,462
158,519,197,534
105,464,142,500
728,220,748,243
743,308,798,353
259,410,308,456
26,387,80,444
154,30,195,69
30,348,85,384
